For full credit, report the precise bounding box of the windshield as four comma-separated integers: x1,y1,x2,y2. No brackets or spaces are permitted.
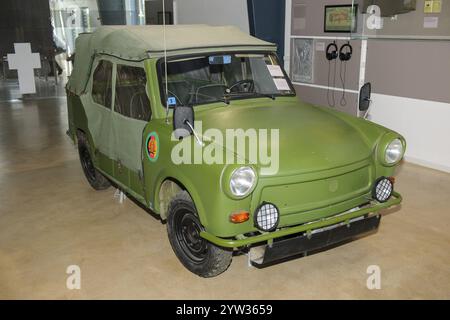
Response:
159,53,294,107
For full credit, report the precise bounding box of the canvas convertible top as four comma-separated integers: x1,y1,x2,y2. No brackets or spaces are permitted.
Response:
66,25,276,95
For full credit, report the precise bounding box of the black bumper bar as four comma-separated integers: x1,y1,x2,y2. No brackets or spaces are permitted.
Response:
251,214,381,267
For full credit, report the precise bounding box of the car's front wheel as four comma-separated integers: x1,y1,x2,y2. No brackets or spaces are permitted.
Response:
167,191,232,277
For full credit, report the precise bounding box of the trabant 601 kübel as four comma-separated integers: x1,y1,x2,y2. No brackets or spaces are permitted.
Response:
66,26,405,277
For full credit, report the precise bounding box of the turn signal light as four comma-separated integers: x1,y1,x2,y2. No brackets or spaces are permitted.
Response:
388,176,395,184
230,211,250,223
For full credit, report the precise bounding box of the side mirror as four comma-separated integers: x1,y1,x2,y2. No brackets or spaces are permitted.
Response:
359,82,371,112
173,106,194,139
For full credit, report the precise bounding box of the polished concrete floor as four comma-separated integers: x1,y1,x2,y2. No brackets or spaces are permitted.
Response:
0,84,449,299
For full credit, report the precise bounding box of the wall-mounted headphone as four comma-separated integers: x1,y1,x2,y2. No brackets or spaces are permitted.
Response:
338,42,353,106
325,41,353,108
326,41,338,107
326,41,338,61
339,42,353,61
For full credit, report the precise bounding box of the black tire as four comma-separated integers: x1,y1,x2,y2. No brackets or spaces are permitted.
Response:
167,191,232,277
77,133,111,190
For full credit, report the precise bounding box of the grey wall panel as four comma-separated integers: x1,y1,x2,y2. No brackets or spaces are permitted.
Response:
176,0,250,33
290,0,362,111
365,40,450,104
294,84,358,115
354,0,450,38
306,39,361,91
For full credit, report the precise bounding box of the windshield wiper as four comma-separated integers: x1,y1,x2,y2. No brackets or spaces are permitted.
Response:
220,96,231,105
225,92,276,101
185,95,230,107
251,93,276,100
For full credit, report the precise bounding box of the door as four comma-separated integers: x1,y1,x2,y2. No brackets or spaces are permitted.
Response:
111,63,152,196
83,58,114,176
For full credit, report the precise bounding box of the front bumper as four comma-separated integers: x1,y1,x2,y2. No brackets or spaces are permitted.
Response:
200,191,402,248
250,214,381,266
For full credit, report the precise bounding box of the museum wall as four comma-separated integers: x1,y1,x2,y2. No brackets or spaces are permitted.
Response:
365,39,450,173
369,94,450,172
287,0,450,172
287,0,362,115
361,1,450,173
353,0,450,38
174,0,250,33
365,39,450,104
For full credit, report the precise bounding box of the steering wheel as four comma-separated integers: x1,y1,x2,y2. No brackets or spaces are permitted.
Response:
130,90,150,120
195,84,228,103
229,79,255,93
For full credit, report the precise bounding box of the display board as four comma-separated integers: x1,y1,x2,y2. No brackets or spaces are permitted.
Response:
351,0,450,40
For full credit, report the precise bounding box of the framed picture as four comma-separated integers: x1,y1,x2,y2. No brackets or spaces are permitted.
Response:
290,38,314,84
324,4,357,33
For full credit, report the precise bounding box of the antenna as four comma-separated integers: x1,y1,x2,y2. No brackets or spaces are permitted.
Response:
163,0,170,123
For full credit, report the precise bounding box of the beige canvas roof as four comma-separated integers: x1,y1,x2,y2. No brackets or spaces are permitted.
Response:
67,25,276,94
89,25,275,59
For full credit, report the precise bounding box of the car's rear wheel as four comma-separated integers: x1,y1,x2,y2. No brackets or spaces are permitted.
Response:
167,191,232,277
77,133,111,190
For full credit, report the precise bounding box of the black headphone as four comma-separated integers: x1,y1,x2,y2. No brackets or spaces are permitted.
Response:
325,41,338,61
339,42,353,61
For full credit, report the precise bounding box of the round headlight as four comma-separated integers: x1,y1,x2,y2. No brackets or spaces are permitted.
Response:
229,167,256,197
385,138,404,164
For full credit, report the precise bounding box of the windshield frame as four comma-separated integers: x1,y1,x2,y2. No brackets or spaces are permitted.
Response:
156,50,296,108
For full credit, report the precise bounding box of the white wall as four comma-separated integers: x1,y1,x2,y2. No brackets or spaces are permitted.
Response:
369,94,450,173
174,0,249,33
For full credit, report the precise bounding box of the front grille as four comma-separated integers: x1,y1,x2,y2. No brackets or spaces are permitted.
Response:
258,165,372,216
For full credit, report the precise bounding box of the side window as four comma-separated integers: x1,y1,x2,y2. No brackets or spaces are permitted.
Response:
91,60,113,108
114,65,151,121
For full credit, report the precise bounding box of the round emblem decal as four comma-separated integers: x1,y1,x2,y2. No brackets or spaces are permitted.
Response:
146,132,159,162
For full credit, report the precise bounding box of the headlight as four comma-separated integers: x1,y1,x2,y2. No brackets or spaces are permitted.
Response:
229,167,256,197
385,138,404,164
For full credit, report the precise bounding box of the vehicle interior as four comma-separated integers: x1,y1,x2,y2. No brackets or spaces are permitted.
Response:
163,53,293,106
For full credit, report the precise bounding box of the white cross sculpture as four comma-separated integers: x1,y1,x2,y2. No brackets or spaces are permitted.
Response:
7,43,41,94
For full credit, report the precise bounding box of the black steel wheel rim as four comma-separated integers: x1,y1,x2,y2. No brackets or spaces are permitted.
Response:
175,209,208,263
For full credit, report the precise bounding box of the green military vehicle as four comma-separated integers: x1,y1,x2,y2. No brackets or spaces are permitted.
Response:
66,25,405,277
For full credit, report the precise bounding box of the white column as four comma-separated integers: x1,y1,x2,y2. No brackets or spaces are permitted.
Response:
173,0,178,25
284,0,292,74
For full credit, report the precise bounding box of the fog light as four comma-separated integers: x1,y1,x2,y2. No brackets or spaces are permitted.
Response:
372,177,393,202
254,202,279,232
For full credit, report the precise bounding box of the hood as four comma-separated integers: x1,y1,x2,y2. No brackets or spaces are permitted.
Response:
195,100,373,176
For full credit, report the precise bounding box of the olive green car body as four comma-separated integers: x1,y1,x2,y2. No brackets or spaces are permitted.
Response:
66,26,404,251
